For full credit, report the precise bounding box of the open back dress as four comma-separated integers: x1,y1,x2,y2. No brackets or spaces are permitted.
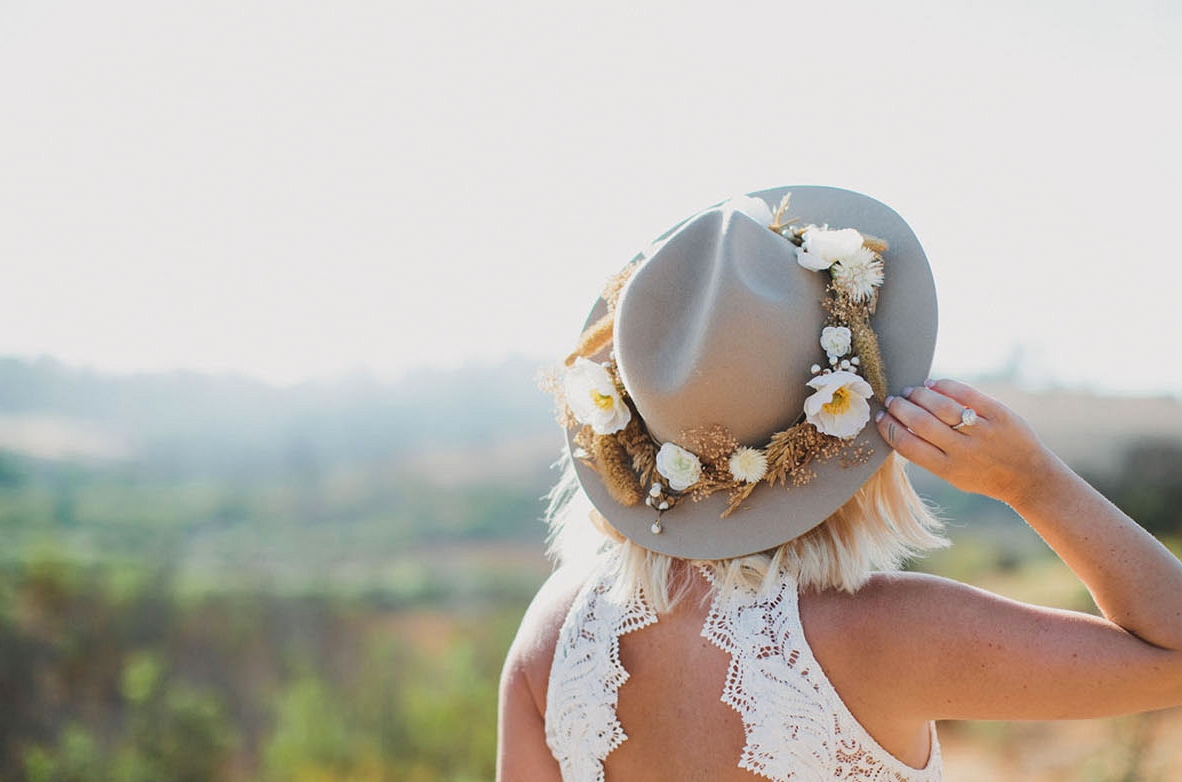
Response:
543,551,942,781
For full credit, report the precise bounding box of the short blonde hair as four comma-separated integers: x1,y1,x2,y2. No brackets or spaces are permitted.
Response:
543,449,946,612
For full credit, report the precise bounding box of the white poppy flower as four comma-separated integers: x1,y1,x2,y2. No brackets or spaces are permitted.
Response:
795,226,865,271
819,326,852,360
724,195,773,227
655,442,703,491
803,370,874,439
728,447,768,484
563,357,632,435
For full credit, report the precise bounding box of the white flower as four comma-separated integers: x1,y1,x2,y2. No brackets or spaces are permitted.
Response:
728,447,768,483
819,325,852,360
803,370,874,439
655,442,702,491
831,246,885,302
724,195,773,227
795,226,865,271
563,357,632,435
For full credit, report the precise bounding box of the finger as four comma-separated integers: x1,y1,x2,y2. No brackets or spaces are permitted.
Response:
925,378,1006,421
875,408,947,471
886,394,962,451
903,385,977,428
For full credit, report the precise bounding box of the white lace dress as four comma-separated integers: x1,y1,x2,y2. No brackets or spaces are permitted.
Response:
544,554,942,782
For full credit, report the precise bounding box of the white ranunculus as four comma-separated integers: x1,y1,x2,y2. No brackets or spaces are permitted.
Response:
819,326,852,360
655,442,703,492
724,195,773,227
803,370,874,439
795,226,865,271
563,357,632,435
728,446,768,484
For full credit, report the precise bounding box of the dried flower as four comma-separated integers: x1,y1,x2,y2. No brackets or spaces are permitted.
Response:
728,446,769,483
831,246,884,303
820,325,852,360
803,370,874,439
655,442,703,491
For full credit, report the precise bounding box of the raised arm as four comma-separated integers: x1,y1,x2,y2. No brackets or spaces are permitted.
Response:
872,378,1182,720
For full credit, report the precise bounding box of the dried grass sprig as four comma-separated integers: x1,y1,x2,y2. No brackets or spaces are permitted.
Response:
565,313,614,367
722,481,759,518
765,423,823,486
592,432,644,506
616,415,659,488
861,235,888,254
850,317,887,401
769,193,798,236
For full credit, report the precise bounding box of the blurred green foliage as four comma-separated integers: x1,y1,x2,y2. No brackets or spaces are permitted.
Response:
0,356,1178,781
0,552,527,781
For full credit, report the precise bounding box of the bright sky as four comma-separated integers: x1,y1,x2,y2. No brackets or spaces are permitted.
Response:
2,1,1180,395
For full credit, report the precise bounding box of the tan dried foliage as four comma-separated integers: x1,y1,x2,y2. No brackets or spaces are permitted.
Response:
861,235,888,254
592,432,644,506
823,285,888,402
573,425,595,455
689,473,735,503
722,481,760,518
765,423,844,487
850,318,888,401
616,415,659,488
602,260,641,312
677,424,739,468
537,365,579,429
565,313,614,367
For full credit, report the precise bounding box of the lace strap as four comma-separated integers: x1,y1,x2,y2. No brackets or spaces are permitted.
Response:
544,560,658,782
701,568,942,781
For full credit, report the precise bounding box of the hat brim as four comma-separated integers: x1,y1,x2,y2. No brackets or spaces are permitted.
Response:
566,186,938,560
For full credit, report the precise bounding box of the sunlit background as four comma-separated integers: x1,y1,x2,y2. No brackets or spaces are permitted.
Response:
1,1,1180,780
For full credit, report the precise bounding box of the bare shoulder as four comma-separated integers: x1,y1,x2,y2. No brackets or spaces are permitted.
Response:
805,570,1182,722
802,570,982,645
500,564,589,712
804,569,1078,682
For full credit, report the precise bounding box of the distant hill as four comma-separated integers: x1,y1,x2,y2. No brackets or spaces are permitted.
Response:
973,381,1182,478
0,356,1178,485
0,356,558,479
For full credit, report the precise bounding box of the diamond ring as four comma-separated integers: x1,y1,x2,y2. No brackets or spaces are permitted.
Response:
951,407,978,431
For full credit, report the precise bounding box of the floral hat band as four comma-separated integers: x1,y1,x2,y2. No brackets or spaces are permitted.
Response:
542,186,938,560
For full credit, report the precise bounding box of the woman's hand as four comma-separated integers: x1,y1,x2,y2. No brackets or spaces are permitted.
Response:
874,378,1059,507
867,376,1182,721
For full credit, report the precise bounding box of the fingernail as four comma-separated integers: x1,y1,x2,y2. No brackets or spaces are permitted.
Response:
902,386,914,398
884,395,896,407
874,410,884,422
923,378,936,389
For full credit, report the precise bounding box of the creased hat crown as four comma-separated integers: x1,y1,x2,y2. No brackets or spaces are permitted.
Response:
616,204,828,448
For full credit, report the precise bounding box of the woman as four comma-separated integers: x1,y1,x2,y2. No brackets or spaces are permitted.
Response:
497,186,1182,781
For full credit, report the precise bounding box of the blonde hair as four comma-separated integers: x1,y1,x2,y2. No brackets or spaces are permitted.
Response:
543,449,946,612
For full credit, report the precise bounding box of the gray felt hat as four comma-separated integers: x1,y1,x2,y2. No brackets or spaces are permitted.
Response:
565,186,938,560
